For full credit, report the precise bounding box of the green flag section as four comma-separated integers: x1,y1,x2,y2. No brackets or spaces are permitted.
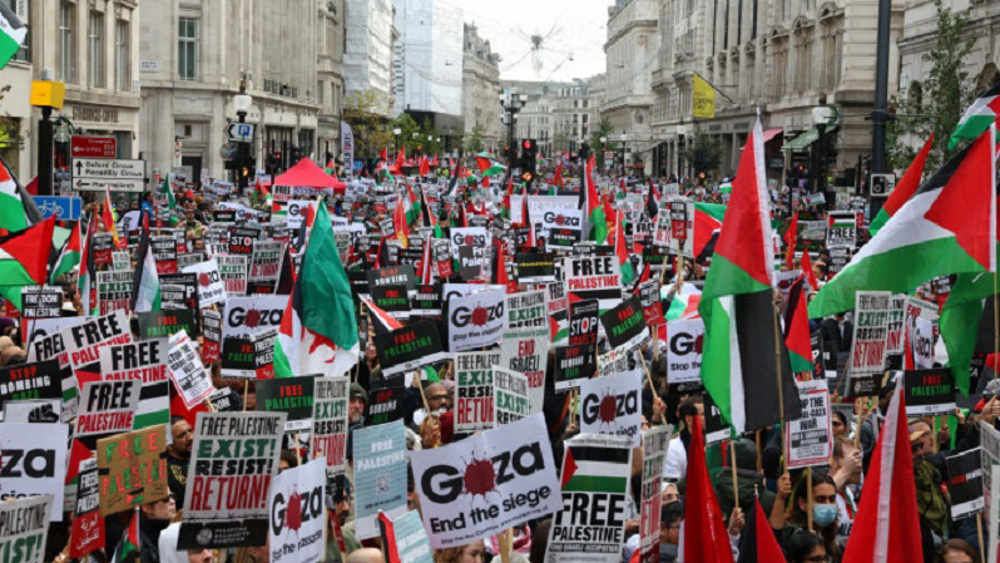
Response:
110,508,140,563
0,3,26,70
870,134,934,236
949,83,1000,150
580,157,608,244
701,292,802,434
614,209,634,286
476,153,505,177
810,127,996,318
160,179,176,210
131,228,161,313
0,157,39,232
0,216,54,310
275,203,359,378
939,268,999,396
50,225,81,282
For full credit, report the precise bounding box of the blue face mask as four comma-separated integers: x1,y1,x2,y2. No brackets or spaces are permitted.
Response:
813,503,838,527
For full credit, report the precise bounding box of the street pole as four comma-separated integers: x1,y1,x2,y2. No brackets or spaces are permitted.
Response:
38,107,53,196
237,110,248,196
870,0,891,217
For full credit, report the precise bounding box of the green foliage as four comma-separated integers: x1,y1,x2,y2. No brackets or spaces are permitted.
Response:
343,89,393,158
681,133,721,177
887,0,975,172
464,123,485,153
588,118,614,168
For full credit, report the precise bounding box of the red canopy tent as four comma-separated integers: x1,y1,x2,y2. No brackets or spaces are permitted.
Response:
273,157,346,194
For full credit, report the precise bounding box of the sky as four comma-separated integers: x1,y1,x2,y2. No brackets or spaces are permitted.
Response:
456,0,614,83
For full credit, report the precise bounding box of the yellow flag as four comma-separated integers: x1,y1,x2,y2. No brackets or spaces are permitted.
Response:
692,73,716,118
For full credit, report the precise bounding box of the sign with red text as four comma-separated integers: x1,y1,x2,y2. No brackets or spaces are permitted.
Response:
95,425,168,515
564,256,622,314
500,333,548,415
454,351,501,433
75,380,139,437
579,369,642,447
311,378,349,477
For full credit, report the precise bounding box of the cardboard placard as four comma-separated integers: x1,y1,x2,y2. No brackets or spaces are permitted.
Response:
352,420,408,540
579,370,642,447
95,425,168,515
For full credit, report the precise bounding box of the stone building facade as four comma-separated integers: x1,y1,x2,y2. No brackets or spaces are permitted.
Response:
462,23,501,151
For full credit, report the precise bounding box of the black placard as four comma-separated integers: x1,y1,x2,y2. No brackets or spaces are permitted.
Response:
370,284,411,317
374,320,448,378
554,344,596,389
946,448,984,520
138,310,197,339
0,359,62,409
547,227,580,250
903,368,956,416
457,246,481,281
227,226,259,255
599,296,648,350
365,386,406,426
515,251,556,283
255,375,315,432
411,283,442,315
21,287,63,319
568,299,599,346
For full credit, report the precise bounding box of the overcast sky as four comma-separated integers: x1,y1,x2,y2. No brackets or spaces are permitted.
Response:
457,0,614,83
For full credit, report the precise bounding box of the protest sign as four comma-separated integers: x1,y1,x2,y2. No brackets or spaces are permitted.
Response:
379,510,434,563
446,287,505,352
227,226,259,256
138,310,196,340
547,227,581,252
352,420,408,540
568,298,599,346
499,333,548,414
374,321,449,379
0,360,61,412
20,286,61,319
0,423,67,519
827,211,858,249
92,233,114,268
222,295,287,340
554,344,597,390
218,255,248,295
112,250,131,271
703,394,732,445
785,379,832,469
411,283,443,316
178,412,285,549
947,448,984,520
579,369,642,447
182,259,227,307
515,252,556,284
848,291,891,397
0,494,52,563
367,266,418,298
95,271,132,315
178,252,203,271
152,236,178,274
95,425,168,515
547,433,632,563
454,351,501,433
665,319,704,384
493,367,530,426
366,386,406,426
885,294,907,355
564,256,622,313
100,339,167,385
268,458,326,563
68,458,104,558
167,330,215,409
599,296,648,351
2,398,61,423
312,378,349,477
371,284,412,319
66,310,132,380
909,315,936,369
638,280,663,328
433,239,453,278
904,368,956,416
828,246,852,276
75,380,139,438
505,289,549,337
596,346,642,381
202,310,222,364
410,413,561,549
256,375,315,432
640,426,670,563
249,240,284,283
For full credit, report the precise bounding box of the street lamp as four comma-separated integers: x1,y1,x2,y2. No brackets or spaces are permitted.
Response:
619,132,628,176
500,89,528,167
393,127,401,153
233,86,253,194
811,105,836,195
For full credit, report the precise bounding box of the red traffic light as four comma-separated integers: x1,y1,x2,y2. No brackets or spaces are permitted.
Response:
523,140,531,149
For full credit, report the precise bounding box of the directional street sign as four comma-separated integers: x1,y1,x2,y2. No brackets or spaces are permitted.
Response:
72,158,145,193
226,122,255,143
71,136,117,159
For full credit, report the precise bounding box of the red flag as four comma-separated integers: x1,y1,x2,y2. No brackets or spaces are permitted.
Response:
800,249,819,289
784,211,798,269
884,133,934,219
841,383,922,563
553,162,563,189
783,276,814,373
681,416,736,563
736,497,787,563
419,156,430,176
102,188,122,248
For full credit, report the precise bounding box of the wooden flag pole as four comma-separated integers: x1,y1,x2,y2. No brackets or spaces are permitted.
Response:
638,350,656,395
293,432,303,466
806,467,814,532
978,512,986,563
729,439,739,510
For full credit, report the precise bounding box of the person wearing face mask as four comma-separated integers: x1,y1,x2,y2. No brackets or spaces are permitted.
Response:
773,474,841,563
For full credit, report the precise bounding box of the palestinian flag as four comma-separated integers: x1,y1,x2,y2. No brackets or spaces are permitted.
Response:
361,295,403,335
699,119,802,434
939,270,999,396
79,215,96,314
102,188,121,248
784,211,798,269
664,282,701,321
110,508,140,563
476,152,505,177
810,125,996,318
130,223,161,313
393,194,410,247
949,83,1000,150
447,158,464,198
160,178,176,210
736,497,787,563
274,203,359,378
784,276,814,373
274,243,296,295
693,202,726,264
870,134,934,236
559,438,631,495
50,223,81,282
420,191,443,238
680,416,736,563
0,216,54,310
0,3,26,70
615,209,635,286
133,381,170,430
579,157,607,243
0,156,40,232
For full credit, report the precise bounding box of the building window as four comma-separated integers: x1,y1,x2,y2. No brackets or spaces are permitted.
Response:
59,1,75,82
2,0,28,62
115,19,130,91
178,17,199,81
88,10,104,88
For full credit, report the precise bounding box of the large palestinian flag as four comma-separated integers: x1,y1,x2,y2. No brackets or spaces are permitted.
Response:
0,156,40,232
579,156,607,244
939,270,999,396
870,134,933,236
0,216,54,310
810,125,996,318
698,119,802,434
274,203,359,378
693,202,726,264
949,83,1000,150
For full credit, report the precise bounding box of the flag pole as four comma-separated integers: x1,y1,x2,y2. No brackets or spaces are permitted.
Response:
806,467,814,532
993,271,998,396
773,289,786,467
977,512,986,563
729,439,739,510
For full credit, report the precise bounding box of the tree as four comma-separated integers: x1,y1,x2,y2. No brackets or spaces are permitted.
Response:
681,133,721,178
589,118,614,168
391,113,420,154
887,0,975,172
464,123,485,153
343,89,393,159
553,131,570,154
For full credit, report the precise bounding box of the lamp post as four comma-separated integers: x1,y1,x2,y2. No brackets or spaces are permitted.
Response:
233,82,253,195
619,132,628,177
30,68,65,196
393,127,401,154
811,105,836,196
499,90,527,167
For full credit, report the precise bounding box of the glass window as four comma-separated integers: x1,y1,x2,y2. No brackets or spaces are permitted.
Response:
178,17,199,81
115,19,130,91
89,10,104,88
59,1,75,82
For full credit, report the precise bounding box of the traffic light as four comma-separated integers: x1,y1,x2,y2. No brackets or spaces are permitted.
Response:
520,139,537,187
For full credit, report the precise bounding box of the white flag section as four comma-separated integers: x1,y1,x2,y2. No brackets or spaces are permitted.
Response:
268,458,326,563
409,413,561,549
579,368,642,447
